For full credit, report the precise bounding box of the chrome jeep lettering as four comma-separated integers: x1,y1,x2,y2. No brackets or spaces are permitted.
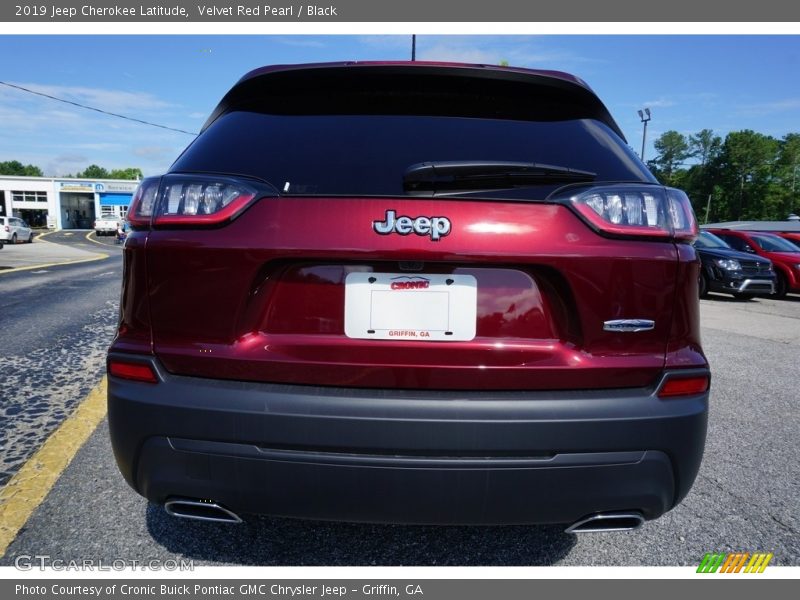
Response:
373,210,451,241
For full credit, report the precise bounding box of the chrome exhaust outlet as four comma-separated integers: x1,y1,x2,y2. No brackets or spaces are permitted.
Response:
164,498,242,523
565,511,644,533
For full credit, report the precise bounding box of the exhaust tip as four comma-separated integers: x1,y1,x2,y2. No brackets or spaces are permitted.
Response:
164,497,242,523
565,511,644,534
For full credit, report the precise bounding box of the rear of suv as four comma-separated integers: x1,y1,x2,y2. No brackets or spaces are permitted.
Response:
107,62,709,531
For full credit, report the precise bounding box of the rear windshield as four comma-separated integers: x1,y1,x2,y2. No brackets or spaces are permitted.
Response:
171,112,655,198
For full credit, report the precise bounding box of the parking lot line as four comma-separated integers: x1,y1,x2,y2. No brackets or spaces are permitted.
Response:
0,230,108,275
0,252,108,276
0,377,107,557
84,230,113,247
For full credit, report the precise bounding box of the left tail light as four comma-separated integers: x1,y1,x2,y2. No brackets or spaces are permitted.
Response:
127,175,270,229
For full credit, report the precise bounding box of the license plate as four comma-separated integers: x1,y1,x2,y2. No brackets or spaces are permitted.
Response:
344,272,477,341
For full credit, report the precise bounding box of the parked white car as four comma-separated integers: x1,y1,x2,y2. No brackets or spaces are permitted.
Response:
0,216,34,244
94,217,119,236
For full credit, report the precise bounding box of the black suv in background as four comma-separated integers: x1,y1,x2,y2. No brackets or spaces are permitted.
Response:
694,231,775,299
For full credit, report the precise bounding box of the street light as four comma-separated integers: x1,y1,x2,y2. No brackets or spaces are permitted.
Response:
637,108,651,162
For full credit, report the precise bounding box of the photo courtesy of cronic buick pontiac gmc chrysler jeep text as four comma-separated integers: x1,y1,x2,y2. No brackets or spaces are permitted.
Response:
107,62,710,533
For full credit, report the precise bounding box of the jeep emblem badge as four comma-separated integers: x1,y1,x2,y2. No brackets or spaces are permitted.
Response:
373,210,451,241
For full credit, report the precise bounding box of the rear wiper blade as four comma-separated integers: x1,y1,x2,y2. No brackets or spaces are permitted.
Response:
403,161,596,193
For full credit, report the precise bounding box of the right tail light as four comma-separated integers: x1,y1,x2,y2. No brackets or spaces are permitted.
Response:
555,184,698,241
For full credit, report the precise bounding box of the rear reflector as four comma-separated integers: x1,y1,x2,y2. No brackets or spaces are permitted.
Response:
108,360,158,384
556,184,698,241
658,375,709,398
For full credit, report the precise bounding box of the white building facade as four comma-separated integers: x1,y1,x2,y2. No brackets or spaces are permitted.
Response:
0,175,139,230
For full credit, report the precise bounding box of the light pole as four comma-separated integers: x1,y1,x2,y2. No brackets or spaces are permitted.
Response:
411,35,416,61
637,108,651,162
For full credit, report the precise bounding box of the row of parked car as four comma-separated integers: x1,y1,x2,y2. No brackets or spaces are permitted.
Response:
695,228,800,299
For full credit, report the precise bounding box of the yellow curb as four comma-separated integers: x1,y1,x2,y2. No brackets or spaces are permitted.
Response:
34,230,56,243
0,252,108,276
0,377,108,557
84,230,116,248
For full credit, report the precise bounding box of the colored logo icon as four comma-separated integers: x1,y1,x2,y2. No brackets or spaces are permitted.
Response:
697,552,773,573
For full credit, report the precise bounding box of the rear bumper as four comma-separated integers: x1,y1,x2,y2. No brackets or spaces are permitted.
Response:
107,353,709,525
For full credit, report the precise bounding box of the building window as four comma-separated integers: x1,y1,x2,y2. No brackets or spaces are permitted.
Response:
11,190,47,203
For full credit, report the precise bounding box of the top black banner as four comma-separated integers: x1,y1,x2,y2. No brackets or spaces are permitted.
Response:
3,0,800,22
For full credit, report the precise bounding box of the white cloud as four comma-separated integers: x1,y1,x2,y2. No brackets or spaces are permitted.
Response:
412,37,602,70
737,98,800,115
418,44,502,65
5,81,173,113
276,38,328,48
641,98,677,108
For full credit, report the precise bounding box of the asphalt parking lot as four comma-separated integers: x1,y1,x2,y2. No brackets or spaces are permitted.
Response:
0,235,798,566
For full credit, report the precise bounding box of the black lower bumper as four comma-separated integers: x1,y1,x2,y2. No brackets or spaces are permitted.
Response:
107,354,709,525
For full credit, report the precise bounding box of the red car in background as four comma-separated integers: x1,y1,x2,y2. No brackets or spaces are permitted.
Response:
708,229,800,297
776,231,800,250
106,62,709,532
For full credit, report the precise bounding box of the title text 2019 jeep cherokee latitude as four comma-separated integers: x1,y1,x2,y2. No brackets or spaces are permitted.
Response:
107,62,709,532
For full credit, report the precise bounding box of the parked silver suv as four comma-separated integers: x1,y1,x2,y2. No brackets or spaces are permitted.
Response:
0,216,34,244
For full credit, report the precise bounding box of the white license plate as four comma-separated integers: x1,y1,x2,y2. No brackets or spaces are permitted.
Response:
344,272,477,341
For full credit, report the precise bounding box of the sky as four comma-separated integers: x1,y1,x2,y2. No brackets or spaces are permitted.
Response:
1,35,799,177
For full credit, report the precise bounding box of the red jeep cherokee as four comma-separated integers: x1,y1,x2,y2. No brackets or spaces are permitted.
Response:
107,62,709,532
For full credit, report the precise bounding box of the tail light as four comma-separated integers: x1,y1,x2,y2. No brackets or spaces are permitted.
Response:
658,374,709,398
555,184,699,241
127,175,268,229
126,177,160,229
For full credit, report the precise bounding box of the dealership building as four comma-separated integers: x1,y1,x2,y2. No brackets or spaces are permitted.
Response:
0,175,139,230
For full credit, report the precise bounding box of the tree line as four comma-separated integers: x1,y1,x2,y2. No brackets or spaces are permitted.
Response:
0,161,142,181
647,129,799,223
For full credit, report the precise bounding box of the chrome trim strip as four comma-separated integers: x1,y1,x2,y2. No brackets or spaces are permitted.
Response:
603,319,655,333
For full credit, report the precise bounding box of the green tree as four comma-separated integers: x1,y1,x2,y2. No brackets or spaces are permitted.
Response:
652,131,691,186
0,160,43,176
76,164,109,179
108,167,143,180
775,133,800,217
718,130,778,220
688,129,722,168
